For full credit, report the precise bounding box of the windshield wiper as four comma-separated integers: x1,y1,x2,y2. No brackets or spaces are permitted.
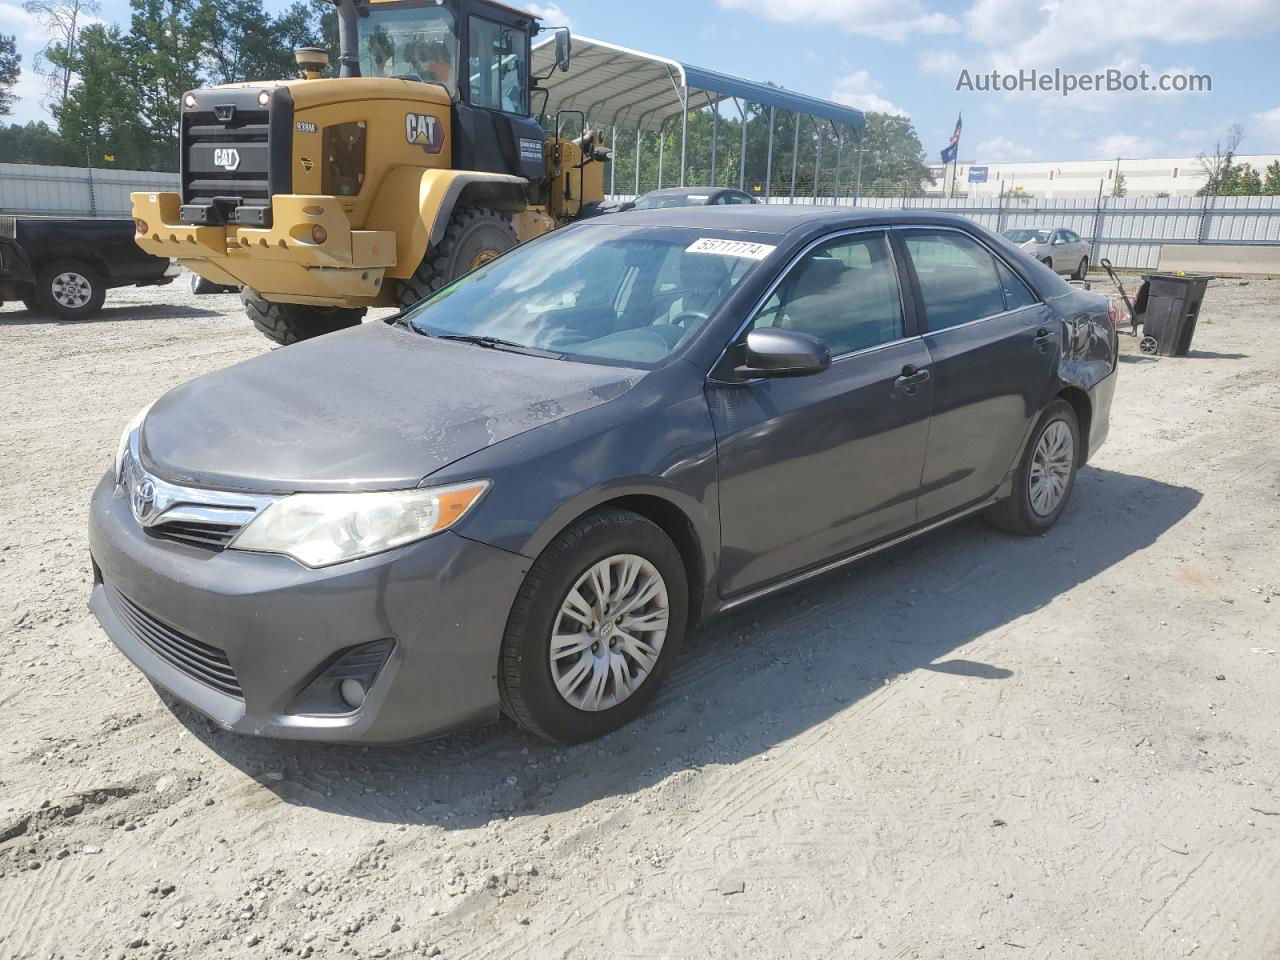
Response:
433,334,563,359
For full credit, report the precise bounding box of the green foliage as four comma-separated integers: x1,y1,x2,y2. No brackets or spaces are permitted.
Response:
1263,160,1280,196
1238,167,1263,196
1111,171,1127,198
0,33,19,118
0,120,81,163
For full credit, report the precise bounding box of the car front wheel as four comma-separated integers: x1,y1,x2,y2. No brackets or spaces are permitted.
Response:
987,398,1080,536
499,508,688,743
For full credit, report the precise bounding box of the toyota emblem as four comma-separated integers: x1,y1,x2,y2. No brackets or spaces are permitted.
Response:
131,477,157,523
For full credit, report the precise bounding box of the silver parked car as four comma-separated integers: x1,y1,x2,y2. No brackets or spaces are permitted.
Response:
1002,227,1090,280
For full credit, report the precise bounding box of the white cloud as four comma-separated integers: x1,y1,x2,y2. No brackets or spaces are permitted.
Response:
716,0,958,41
1093,132,1154,157
527,3,574,31
0,1,50,45
917,48,964,78
1253,107,1280,147
975,136,1034,161
831,70,910,117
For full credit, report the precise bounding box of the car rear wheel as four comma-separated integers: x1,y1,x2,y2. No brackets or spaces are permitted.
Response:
36,259,106,320
986,398,1080,536
499,508,688,743
21,298,42,314
241,288,365,346
1073,257,1089,281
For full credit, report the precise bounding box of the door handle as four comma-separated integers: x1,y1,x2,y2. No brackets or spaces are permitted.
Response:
1033,327,1054,348
894,365,931,394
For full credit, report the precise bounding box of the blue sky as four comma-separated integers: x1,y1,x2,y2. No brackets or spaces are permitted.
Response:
7,0,1280,161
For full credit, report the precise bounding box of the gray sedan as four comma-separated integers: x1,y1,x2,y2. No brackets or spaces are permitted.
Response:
1002,227,1091,280
89,207,1117,744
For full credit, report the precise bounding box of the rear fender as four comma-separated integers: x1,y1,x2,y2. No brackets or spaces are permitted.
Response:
366,168,529,280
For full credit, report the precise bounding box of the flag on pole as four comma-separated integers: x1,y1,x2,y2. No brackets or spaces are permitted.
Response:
940,114,962,164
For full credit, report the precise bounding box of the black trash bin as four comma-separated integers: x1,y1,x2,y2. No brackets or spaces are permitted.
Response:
1138,272,1212,356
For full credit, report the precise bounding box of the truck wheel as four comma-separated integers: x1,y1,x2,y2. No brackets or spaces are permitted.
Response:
241,288,365,346
22,299,42,315
397,207,517,307
36,260,106,320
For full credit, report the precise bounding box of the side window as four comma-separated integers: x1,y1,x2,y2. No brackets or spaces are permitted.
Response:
904,231,1008,331
751,233,904,356
468,17,528,114
727,193,753,204
994,258,1038,311
1066,230,1081,242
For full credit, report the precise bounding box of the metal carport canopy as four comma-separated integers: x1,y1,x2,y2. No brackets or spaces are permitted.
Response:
530,34,864,133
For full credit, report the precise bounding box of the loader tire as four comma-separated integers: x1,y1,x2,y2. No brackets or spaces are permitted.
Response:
241,288,365,346
397,207,518,307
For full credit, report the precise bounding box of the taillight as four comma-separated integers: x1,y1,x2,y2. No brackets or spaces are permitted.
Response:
311,225,328,244
134,218,148,235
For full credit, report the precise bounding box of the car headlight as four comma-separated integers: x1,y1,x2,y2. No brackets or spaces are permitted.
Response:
230,481,490,568
114,403,154,484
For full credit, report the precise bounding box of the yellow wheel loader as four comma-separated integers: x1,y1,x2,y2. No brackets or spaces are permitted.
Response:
131,0,609,345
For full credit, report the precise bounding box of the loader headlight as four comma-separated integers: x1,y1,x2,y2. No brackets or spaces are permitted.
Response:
114,402,154,484
230,481,490,568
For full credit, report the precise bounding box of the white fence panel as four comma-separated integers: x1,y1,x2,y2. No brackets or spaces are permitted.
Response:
0,163,180,217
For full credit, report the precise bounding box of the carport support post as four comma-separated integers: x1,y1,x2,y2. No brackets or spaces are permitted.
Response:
737,99,748,191
814,120,823,204
680,94,688,187
610,125,616,196
789,115,800,202
658,122,664,189
634,128,641,196
764,105,775,200
711,99,719,187
832,124,843,204
853,127,864,205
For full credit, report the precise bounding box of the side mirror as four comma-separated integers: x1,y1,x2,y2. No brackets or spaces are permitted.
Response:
554,28,571,72
735,328,831,378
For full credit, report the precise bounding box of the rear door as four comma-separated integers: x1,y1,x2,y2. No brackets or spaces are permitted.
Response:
897,227,1059,523
709,229,934,597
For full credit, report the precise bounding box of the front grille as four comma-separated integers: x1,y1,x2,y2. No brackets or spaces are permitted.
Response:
0,216,15,240
146,516,244,551
179,87,292,225
108,587,243,699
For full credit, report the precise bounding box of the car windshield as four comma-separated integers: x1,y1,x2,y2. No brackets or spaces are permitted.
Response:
1003,229,1052,244
360,6,457,93
632,193,713,209
401,225,772,366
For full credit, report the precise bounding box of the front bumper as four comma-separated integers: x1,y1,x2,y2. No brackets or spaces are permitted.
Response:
130,191,397,307
87,473,530,743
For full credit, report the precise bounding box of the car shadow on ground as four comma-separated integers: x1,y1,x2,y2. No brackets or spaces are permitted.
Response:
0,302,225,325
171,466,1200,828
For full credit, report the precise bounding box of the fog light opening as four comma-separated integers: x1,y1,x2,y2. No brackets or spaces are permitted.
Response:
339,678,367,710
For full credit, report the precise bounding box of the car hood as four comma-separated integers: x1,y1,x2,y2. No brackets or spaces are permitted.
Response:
140,321,642,493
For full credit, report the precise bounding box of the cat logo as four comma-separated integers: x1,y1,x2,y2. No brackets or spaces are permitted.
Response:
405,112,444,154
300,156,314,172
213,148,241,171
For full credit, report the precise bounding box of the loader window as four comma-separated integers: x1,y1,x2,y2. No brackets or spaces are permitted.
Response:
360,6,457,93
468,16,528,114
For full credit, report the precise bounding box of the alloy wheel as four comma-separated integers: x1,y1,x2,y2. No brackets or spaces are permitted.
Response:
1029,419,1074,516
548,553,669,712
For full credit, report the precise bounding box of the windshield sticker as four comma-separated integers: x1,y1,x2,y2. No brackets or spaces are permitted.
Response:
686,237,776,260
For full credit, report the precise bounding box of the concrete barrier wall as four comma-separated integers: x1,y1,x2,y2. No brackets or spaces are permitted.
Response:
1158,244,1280,278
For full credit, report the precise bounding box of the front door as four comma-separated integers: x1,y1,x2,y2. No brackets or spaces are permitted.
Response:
898,228,1060,522
709,230,933,597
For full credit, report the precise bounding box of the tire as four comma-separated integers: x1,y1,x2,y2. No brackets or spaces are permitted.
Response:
21,298,42,315
35,259,106,320
190,272,219,295
986,398,1081,536
397,206,518,307
1041,256,1053,273
499,508,689,743
241,288,365,346
1073,257,1089,281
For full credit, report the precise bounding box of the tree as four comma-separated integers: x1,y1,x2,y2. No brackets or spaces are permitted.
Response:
194,0,327,85
1196,124,1244,196
1261,161,1280,196
1112,170,1127,198
0,120,80,163
0,34,20,118
127,0,208,148
22,0,101,110
1239,167,1263,196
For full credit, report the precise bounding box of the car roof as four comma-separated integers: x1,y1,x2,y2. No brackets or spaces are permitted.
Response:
638,186,737,197
598,205,990,239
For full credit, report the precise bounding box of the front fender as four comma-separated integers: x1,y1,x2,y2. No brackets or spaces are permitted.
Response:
366,167,529,280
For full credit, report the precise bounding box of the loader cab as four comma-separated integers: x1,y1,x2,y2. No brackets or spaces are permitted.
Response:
355,0,554,181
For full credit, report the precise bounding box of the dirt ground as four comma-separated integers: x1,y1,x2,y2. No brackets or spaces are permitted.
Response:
1,276,1278,960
